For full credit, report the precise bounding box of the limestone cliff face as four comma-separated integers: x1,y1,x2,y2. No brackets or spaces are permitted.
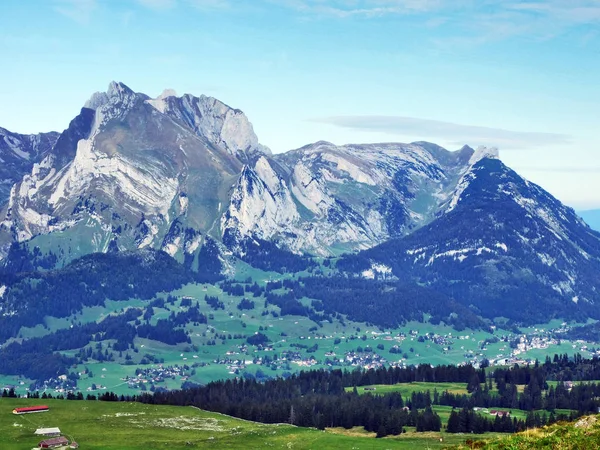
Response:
0,82,502,264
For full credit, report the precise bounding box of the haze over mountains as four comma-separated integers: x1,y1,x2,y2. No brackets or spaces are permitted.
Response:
1,81,600,326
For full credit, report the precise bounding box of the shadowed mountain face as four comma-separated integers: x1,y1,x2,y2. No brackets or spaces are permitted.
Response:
338,158,600,323
0,127,59,207
1,81,600,325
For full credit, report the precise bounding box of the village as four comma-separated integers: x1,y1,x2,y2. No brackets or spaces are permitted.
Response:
122,365,191,391
2,312,599,400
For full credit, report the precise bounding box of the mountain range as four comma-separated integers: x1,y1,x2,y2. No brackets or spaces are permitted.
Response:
1,81,600,327
0,82,502,263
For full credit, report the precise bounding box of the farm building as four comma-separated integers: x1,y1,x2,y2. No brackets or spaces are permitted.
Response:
35,427,61,437
38,436,69,448
13,405,49,414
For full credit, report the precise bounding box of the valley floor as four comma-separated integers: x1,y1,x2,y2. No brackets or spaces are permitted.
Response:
5,273,597,396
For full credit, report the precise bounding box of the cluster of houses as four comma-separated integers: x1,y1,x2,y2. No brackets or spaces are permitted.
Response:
26,376,79,396
210,356,249,373
342,350,388,369
122,364,189,389
215,347,319,372
487,323,598,367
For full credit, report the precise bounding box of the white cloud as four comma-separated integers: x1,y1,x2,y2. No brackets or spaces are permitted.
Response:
311,115,572,149
54,0,97,24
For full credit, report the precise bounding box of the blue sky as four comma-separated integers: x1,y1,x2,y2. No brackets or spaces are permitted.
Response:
1,0,599,209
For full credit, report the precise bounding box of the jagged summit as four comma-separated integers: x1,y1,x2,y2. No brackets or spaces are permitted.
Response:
470,146,499,165
84,81,139,110
157,88,177,99
82,81,271,159
146,90,271,158
106,80,135,99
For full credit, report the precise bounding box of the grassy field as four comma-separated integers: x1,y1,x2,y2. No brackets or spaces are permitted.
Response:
0,397,494,450
346,384,577,427
349,382,469,397
463,414,600,449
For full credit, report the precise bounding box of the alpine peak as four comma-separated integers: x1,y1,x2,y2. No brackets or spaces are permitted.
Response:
146,91,271,158
469,146,499,165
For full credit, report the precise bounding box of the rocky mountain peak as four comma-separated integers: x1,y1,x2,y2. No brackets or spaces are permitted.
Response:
84,81,138,111
469,146,499,165
83,82,271,161
107,81,134,99
145,90,271,159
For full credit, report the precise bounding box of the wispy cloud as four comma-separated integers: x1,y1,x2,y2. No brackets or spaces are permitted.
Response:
136,0,176,9
187,0,232,10
54,0,97,24
311,115,572,149
508,1,600,24
274,1,600,42
274,0,447,17
277,0,600,20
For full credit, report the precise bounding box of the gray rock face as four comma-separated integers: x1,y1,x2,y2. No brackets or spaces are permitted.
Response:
222,141,496,255
0,82,253,263
0,127,59,207
0,81,560,270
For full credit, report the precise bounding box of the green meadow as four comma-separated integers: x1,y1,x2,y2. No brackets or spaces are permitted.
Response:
349,381,470,397
0,398,485,450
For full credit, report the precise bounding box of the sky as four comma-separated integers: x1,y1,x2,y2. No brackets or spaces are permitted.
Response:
1,0,599,209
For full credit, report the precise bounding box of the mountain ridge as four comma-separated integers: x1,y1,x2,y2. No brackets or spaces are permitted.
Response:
0,81,499,263
1,81,600,327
